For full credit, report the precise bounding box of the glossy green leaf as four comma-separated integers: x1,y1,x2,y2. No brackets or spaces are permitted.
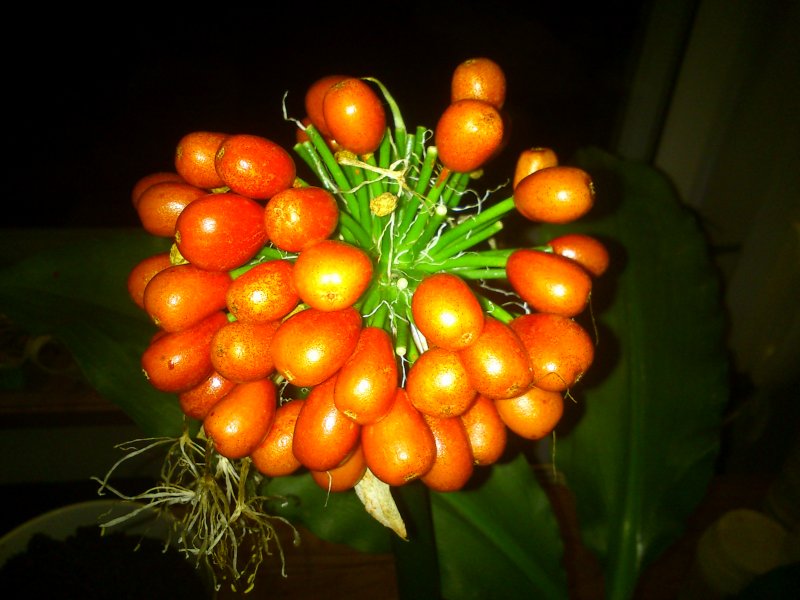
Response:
432,453,568,599
0,228,182,437
263,471,393,554
531,147,730,599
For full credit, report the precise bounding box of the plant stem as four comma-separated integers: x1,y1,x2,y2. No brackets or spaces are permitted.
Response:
429,196,516,255
428,221,505,261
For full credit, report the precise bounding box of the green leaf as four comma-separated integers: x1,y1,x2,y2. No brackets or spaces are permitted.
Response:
0,228,182,437
531,148,730,599
431,453,569,599
263,471,393,554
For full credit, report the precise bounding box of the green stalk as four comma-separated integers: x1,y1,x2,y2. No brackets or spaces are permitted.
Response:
303,125,361,219
476,293,517,324
428,221,505,261
293,142,337,194
414,249,513,273
357,279,384,318
364,153,388,202
392,483,442,600
394,314,411,359
444,267,508,280
427,196,515,256
368,301,389,330
342,162,371,228
412,144,438,197
397,170,452,259
364,77,407,155
338,211,373,250
441,171,470,207
377,128,393,171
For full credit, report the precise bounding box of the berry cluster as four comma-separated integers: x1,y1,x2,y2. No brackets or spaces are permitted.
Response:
127,57,609,500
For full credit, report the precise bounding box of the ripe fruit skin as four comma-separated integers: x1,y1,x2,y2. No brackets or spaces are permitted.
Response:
141,311,228,393
127,252,173,310
421,415,474,492
174,131,228,190
514,165,595,224
460,394,508,466
310,443,367,493
131,171,185,208
512,147,559,189
210,320,280,383
263,186,339,253
506,249,593,318
361,388,437,486
411,273,484,351
214,134,296,200
334,326,398,425
304,74,349,138
250,399,305,477
451,57,506,109
142,263,231,332
292,375,361,472
457,316,533,400
226,260,299,323
178,369,236,421
510,312,595,393
323,78,387,155
174,192,269,272
495,386,564,440
435,98,504,173
292,239,374,311
204,377,278,460
548,233,610,278
406,347,478,418
271,306,362,387
136,181,207,237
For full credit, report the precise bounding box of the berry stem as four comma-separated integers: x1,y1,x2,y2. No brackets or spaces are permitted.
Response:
476,293,517,324
364,76,407,154
338,211,373,250
428,220,505,261
427,196,516,256
303,125,362,219
293,141,336,193
414,248,514,272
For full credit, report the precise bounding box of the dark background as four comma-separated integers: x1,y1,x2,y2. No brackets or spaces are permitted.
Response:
6,2,650,229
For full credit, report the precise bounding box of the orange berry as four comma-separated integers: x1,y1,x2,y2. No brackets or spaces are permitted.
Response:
495,386,564,440
209,320,280,383
460,394,508,466
250,399,305,477
435,98,504,173
548,233,610,278
506,249,593,317
204,378,278,460
292,375,361,472
178,369,236,421
323,78,386,155
361,388,436,486
457,316,533,399
126,252,173,310
406,347,477,418
514,165,595,224
310,444,368,493
451,57,506,109
411,273,484,351
510,313,595,393
174,131,228,190
421,415,474,492
512,147,558,189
